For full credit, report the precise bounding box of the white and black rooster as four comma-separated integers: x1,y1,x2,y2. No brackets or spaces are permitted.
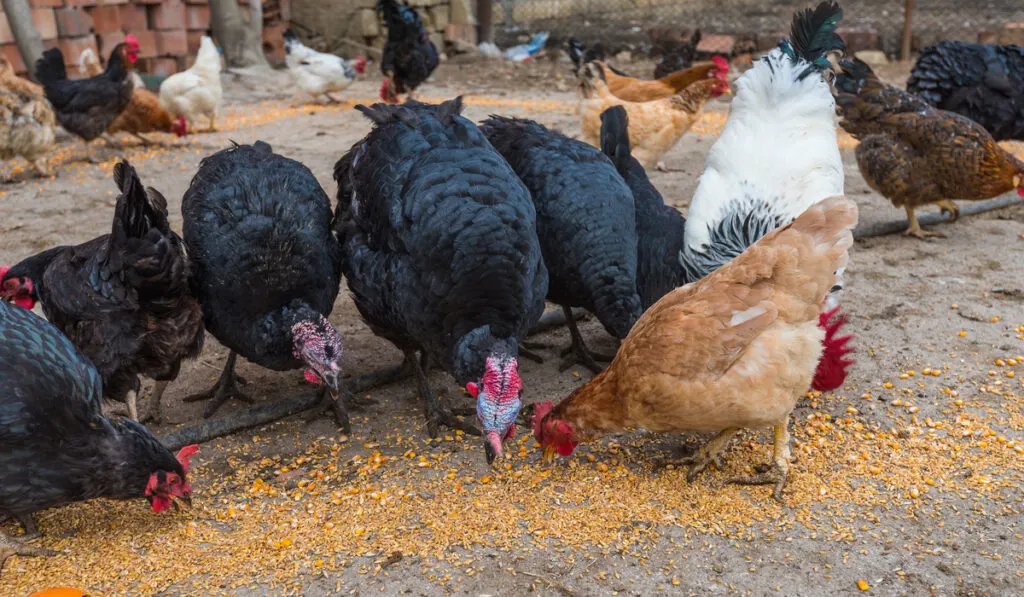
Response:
283,29,366,104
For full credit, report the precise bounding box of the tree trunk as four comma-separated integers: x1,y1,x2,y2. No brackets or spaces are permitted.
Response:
209,0,268,68
2,0,44,80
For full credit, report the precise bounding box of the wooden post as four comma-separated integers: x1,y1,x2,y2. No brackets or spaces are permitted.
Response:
1,0,44,80
900,0,914,61
477,0,493,45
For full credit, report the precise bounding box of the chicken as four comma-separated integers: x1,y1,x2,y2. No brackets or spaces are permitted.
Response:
598,106,686,310
335,98,548,461
1,161,204,423
681,1,852,392
79,46,144,89
654,29,702,79
159,36,222,132
283,28,367,103
35,40,139,162
376,0,439,103
0,58,55,180
0,299,196,571
577,59,729,169
482,115,641,374
533,196,858,502
907,41,1024,142
181,142,350,428
836,58,1024,238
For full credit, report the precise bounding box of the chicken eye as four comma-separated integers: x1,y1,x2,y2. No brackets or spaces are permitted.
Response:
169,477,179,485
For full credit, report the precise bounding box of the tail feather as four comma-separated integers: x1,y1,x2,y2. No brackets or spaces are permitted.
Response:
780,1,845,78
599,106,631,173
112,161,169,241
34,48,67,88
834,57,878,95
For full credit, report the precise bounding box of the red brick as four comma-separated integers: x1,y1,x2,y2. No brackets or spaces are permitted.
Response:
280,0,290,22
0,43,27,74
63,0,96,7
96,31,124,56
184,0,208,4
186,29,204,53
185,5,209,30
32,8,58,40
86,5,120,34
57,36,98,66
132,0,164,5
118,4,146,30
697,34,735,56
756,32,786,52
978,30,1000,45
155,29,187,56
0,14,14,45
131,28,156,58
30,0,65,8
137,56,176,76
147,0,185,30
54,7,92,37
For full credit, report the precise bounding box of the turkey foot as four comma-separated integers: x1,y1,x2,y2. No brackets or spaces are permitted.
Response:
518,345,545,364
183,352,253,418
557,307,609,374
727,421,792,503
409,350,480,437
0,532,59,573
661,428,739,482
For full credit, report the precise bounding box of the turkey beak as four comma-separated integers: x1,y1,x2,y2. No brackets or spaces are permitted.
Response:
484,431,503,466
321,370,340,399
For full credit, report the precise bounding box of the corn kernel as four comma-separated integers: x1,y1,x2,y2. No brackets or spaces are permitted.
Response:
883,382,894,389
857,580,870,591
958,331,967,337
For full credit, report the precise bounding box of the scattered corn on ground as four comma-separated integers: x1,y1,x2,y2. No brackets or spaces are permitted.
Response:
2,74,1023,595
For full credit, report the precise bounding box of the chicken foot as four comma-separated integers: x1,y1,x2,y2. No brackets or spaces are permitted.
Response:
558,306,613,374
0,531,58,573
904,206,944,239
661,427,739,482
728,420,792,503
937,200,960,222
139,380,171,425
409,350,480,437
183,352,254,418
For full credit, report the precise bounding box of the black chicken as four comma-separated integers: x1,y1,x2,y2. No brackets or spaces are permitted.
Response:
35,40,140,162
907,41,1024,142
481,116,641,374
654,29,702,79
599,106,687,309
1,161,204,423
377,0,439,103
334,98,547,462
181,142,350,428
0,300,196,571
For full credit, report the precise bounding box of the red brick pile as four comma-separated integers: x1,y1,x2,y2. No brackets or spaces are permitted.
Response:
0,0,290,78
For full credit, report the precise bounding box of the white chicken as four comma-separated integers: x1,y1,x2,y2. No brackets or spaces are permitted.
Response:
158,36,222,131
283,29,366,103
682,1,846,283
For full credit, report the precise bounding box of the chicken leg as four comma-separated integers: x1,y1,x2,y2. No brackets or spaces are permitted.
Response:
32,157,49,178
904,205,944,239
728,420,792,503
558,306,614,374
183,352,253,418
142,380,171,425
408,350,480,437
661,427,739,481
207,114,217,132
0,531,58,573
937,200,960,222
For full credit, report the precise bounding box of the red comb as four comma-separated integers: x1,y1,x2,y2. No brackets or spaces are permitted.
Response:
125,34,138,46
711,55,729,75
176,444,199,475
531,400,554,437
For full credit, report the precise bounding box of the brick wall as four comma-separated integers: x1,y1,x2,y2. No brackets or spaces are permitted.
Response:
2,0,290,77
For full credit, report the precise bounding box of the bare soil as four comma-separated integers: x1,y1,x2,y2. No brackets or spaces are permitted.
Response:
1,59,1023,596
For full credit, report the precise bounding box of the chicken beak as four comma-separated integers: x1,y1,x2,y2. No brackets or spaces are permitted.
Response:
176,494,193,509
542,445,556,463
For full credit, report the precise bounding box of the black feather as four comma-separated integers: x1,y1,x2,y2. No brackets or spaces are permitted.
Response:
780,1,845,79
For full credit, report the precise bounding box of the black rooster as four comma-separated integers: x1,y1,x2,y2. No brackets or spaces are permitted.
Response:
181,142,351,428
334,98,548,462
377,0,439,103
0,300,196,571
481,116,642,374
599,106,687,309
35,40,140,162
907,41,1024,142
654,29,702,79
1,161,204,423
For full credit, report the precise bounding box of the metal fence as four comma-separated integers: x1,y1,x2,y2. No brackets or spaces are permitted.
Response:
493,0,1024,58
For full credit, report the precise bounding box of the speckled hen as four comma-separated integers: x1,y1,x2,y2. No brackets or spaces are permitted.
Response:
334,98,547,462
481,115,642,374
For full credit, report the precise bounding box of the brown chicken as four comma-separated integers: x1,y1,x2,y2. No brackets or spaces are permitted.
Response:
836,58,1024,238
533,196,858,502
578,60,729,169
0,58,55,180
598,58,726,103
79,42,188,144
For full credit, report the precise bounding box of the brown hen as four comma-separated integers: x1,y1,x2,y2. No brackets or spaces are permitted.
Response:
836,58,1024,238
594,58,727,103
533,196,858,502
0,58,55,179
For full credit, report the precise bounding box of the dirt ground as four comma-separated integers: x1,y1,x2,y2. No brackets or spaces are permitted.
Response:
2,57,1024,596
